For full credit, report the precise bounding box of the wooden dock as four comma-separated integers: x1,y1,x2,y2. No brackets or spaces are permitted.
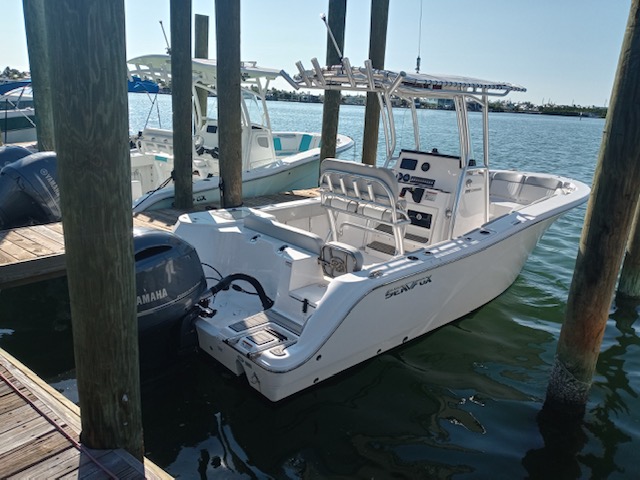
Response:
0,190,318,290
0,348,170,479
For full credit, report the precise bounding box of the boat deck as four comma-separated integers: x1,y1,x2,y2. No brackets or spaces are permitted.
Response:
0,190,319,290
0,348,170,479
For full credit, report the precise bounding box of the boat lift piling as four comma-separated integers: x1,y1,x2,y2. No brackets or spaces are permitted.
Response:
544,0,640,415
194,14,209,128
170,0,194,210
320,0,347,162
215,0,243,207
362,0,389,166
46,0,144,460
22,0,55,152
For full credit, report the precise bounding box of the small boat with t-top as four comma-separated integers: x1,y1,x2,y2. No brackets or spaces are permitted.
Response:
170,56,590,402
127,54,354,211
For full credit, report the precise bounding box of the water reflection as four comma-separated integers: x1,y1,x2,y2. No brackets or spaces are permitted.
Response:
523,296,640,479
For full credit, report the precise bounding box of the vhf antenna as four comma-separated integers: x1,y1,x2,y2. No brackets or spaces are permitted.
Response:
159,20,171,54
320,13,343,61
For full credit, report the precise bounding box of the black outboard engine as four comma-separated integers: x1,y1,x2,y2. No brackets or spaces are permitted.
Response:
0,151,61,229
0,145,33,168
134,227,208,371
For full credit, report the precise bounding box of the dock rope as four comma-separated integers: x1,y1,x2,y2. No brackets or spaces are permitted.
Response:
0,366,120,479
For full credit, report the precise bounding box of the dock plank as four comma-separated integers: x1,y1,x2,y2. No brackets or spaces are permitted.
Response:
0,432,72,478
0,404,35,435
0,415,54,456
30,223,66,245
5,445,80,479
0,236,37,262
0,349,172,479
18,225,66,253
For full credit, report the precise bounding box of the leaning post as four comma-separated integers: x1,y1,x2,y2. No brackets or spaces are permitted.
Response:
194,14,209,130
320,0,347,163
215,0,243,207
170,0,193,209
361,0,389,166
544,0,640,415
45,0,143,459
617,198,640,297
22,0,56,151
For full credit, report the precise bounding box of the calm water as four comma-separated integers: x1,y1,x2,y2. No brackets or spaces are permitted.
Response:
2,98,639,479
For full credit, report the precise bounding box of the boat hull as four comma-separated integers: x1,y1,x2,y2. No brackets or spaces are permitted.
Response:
224,215,555,401
0,109,36,144
132,134,353,211
176,196,570,401
133,154,321,212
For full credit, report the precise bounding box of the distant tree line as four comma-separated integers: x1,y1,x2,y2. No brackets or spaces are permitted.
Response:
1,67,29,80
0,67,608,118
488,100,607,118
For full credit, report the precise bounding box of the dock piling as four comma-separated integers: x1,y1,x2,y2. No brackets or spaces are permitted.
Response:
320,0,347,162
362,0,389,166
617,198,640,298
46,0,143,459
544,0,640,415
194,14,209,129
22,0,55,152
170,0,194,210
215,0,243,207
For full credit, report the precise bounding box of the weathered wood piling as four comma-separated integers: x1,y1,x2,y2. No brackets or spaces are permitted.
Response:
194,14,210,127
362,0,389,166
215,0,243,207
545,0,640,415
617,199,640,298
170,0,194,210
46,0,143,460
22,0,55,152
320,0,347,162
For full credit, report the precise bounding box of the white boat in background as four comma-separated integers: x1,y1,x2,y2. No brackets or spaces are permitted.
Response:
172,57,590,402
127,55,354,212
0,83,36,144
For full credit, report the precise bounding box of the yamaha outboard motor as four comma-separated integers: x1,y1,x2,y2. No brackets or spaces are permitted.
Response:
0,151,61,229
0,145,33,168
134,227,208,371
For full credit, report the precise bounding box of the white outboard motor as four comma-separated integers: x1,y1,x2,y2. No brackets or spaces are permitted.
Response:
0,151,61,229
133,227,208,370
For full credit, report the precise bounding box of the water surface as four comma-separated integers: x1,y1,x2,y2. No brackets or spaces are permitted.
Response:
2,99,638,479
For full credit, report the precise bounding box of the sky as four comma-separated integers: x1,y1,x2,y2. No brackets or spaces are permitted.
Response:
1,0,632,107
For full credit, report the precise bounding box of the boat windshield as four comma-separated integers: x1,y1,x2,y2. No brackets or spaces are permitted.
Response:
243,90,268,128
390,103,484,167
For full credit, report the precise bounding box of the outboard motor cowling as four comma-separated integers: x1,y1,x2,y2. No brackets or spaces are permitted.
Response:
0,151,60,229
0,145,33,168
134,227,207,370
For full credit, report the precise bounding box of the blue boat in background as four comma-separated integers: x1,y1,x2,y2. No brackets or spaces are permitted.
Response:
128,75,159,93
0,79,31,95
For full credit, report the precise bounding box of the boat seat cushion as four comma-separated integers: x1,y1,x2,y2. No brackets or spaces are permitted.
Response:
490,171,525,201
518,176,563,203
244,213,324,256
320,241,363,277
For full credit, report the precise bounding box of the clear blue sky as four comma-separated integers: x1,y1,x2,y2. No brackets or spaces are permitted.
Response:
2,0,632,107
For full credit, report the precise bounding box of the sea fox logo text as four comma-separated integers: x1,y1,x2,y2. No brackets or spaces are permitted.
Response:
385,276,432,299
